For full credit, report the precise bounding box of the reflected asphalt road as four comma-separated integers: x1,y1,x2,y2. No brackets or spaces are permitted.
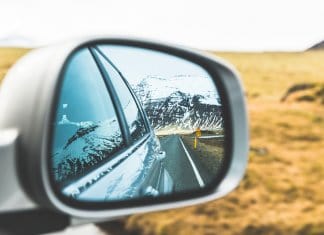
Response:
159,134,212,192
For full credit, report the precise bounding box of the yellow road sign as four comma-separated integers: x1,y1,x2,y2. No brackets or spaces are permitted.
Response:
195,128,201,137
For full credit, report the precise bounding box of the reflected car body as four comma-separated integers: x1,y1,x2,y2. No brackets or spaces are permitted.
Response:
60,128,172,201
51,46,174,201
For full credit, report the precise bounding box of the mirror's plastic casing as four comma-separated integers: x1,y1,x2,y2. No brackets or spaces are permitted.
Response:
0,37,248,222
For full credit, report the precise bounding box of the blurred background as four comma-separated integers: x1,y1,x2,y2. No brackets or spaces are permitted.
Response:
1,0,324,234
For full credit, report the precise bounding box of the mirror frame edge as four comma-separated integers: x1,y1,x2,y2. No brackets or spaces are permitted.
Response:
43,38,249,219
1,37,249,220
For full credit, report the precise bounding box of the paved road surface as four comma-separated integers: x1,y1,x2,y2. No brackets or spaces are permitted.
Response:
159,134,213,192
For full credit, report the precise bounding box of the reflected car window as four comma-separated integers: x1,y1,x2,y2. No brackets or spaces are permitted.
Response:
51,48,124,186
96,52,148,142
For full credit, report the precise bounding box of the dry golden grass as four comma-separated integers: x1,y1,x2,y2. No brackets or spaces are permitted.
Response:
1,48,324,235
0,48,30,84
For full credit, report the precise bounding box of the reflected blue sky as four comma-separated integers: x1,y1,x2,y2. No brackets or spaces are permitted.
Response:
98,45,220,99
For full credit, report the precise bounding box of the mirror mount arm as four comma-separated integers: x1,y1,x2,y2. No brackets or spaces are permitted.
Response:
0,129,37,213
0,130,70,234
0,209,70,235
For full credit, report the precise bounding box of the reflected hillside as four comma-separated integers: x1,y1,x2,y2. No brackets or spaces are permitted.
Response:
132,75,223,134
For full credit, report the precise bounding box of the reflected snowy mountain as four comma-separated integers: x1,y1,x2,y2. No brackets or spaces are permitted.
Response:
132,75,223,132
52,115,166,200
52,117,124,184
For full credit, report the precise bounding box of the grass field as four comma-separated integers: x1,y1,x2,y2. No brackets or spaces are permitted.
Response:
1,48,324,235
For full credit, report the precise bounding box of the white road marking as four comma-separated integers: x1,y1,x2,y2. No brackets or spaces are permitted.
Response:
179,137,205,187
198,135,224,139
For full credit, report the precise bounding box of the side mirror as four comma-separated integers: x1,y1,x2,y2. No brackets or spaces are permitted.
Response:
0,38,248,232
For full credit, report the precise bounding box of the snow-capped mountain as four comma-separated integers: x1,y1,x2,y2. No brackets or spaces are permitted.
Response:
132,75,223,132
52,118,123,184
133,75,221,105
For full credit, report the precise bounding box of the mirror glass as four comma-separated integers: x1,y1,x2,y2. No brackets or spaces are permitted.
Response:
50,45,226,203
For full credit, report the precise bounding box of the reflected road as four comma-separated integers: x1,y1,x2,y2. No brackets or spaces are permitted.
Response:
159,134,213,192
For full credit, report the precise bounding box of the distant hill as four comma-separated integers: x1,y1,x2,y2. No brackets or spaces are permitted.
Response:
308,40,324,50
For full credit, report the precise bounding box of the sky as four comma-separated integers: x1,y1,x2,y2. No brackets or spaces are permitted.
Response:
98,45,212,84
0,0,323,51
98,45,220,102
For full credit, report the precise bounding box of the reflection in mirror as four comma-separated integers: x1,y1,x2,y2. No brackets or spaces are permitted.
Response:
50,45,225,203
